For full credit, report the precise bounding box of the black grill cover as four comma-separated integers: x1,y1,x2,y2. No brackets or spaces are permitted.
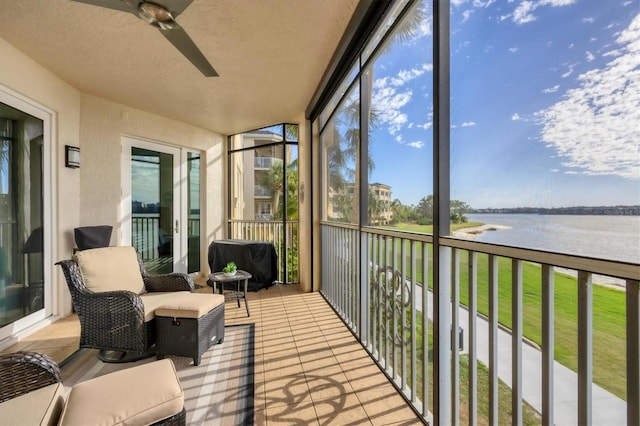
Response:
208,239,277,291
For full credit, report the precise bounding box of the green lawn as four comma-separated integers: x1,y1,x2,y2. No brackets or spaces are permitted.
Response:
383,221,484,234
370,223,628,400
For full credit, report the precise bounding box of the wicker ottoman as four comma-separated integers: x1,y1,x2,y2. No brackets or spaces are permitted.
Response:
155,293,225,366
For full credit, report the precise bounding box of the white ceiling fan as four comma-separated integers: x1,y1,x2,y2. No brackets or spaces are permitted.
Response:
73,0,218,77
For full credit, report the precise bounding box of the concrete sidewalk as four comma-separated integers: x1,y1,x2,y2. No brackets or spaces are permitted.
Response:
415,285,627,426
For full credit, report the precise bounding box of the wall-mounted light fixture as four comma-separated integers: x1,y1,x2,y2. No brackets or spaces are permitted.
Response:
65,145,80,168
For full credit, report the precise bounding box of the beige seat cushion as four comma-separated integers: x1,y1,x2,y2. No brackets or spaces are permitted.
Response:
0,383,66,426
59,359,183,426
75,246,145,295
155,293,226,319
140,291,193,321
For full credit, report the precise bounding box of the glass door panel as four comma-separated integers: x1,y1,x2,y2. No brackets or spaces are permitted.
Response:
0,105,44,329
128,141,180,275
186,152,200,274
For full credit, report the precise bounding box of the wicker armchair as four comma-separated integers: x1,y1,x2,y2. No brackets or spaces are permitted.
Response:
56,247,194,362
0,351,186,425
0,351,61,403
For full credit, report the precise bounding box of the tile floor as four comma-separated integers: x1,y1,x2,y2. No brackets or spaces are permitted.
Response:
1,282,423,425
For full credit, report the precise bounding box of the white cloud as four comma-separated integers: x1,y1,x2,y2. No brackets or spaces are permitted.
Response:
407,141,425,149
585,51,595,62
534,14,640,180
511,0,576,25
561,66,574,78
372,65,432,135
583,17,595,24
417,122,433,130
512,113,522,120
542,85,560,93
461,121,477,127
509,47,519,53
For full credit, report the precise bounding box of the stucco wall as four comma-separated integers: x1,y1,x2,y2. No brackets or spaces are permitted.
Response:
79,94,226,271
0,37,81,319
0,36,225,337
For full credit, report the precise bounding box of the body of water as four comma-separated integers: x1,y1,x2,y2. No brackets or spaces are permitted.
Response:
465,214,640,264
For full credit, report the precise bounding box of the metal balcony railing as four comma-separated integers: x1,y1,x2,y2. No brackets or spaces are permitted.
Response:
320,222,640,425
132,215,199,260
254,185,272,197
228,219,299,284
254,157,283,169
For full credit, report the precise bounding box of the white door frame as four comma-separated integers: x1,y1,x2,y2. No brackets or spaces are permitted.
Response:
0,84,55,341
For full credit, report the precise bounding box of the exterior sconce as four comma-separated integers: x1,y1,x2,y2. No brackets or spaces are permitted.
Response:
65,145,80,168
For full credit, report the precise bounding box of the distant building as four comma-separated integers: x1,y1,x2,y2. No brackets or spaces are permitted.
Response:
370,182,392,225
229,130,289,220
327,182,393,225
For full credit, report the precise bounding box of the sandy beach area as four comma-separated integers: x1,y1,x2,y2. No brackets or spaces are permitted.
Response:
453,223,511,239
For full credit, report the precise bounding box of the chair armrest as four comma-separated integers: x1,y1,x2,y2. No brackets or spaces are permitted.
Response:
144,273,195,293
0,351,61,403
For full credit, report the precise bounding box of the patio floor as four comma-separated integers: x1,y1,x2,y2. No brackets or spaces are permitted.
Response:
1,281,423,425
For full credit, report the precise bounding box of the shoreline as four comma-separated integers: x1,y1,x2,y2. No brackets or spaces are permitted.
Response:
453,223,511,239
453,223,627,289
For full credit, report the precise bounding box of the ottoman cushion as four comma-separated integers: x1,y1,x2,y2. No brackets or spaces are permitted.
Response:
0,383,65,426
59,359,183,426
155,293,225,319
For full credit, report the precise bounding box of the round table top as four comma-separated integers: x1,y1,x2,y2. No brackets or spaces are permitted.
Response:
208,270,251,283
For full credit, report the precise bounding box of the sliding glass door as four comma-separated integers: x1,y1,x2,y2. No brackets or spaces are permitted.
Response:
0,89,52,340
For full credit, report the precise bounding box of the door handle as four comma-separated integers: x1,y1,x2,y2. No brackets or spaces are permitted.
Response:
175,219,179,234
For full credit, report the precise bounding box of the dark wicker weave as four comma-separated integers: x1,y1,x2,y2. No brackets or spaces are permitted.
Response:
56,253,195,356
156,303,225,366
0,351,61,403
0,351,186,426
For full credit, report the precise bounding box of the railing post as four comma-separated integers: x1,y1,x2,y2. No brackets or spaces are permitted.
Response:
627,279,640,425
542,264,555,425
488,254,498,426
511,259,523,425
468,251,477,425
451,248,460,425
578,271,592,425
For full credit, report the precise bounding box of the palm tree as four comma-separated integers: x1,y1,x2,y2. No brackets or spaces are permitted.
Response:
257,162,283,217
325,0,428,224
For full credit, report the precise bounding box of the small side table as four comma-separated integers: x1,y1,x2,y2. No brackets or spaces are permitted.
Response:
207,270,251,317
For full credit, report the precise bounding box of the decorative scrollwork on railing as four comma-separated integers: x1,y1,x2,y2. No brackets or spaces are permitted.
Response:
371,265,413,349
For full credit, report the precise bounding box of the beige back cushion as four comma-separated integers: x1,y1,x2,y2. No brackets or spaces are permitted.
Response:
75,246,146,294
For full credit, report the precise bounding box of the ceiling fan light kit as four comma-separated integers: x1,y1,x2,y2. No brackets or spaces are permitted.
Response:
73,0,218,77
137,2,177,30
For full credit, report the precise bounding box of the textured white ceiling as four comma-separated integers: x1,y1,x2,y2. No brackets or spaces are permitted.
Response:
0,0,359,135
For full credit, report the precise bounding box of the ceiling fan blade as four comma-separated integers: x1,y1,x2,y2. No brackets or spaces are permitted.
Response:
71,0,138,14
160,26,218,77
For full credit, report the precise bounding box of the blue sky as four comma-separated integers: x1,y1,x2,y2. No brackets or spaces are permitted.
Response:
368,0,639,209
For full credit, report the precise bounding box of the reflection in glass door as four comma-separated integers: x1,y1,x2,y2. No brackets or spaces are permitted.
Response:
0,103,44,329
186,152,200,274
129,143,180,275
